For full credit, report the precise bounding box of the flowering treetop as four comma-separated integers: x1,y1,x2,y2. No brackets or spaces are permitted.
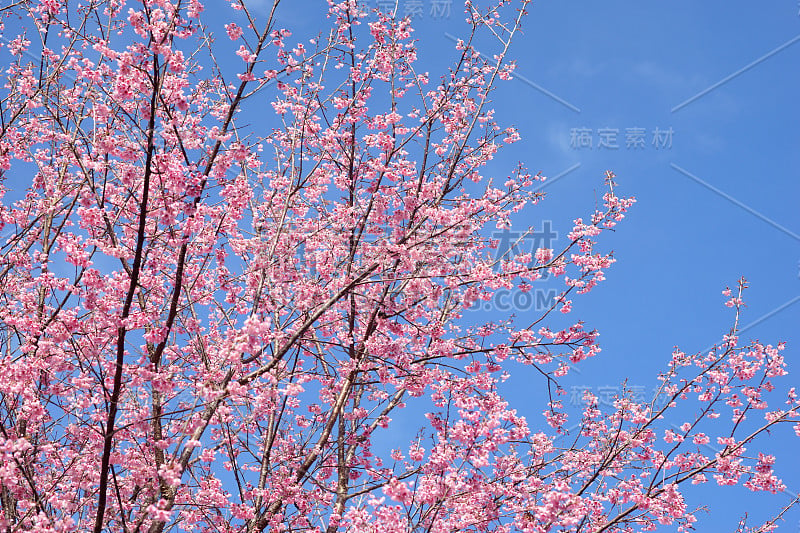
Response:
0,0,797,532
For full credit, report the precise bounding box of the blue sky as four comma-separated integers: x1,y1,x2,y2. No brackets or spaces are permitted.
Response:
3,0,797,529
331,1,800,529
220,0,800,528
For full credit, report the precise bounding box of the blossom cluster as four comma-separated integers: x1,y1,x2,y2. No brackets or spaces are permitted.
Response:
0,1,795,532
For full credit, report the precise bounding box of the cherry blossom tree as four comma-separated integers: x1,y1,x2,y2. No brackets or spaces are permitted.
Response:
0,0,797,531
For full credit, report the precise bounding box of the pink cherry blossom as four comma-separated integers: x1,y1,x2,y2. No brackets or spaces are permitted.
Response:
0,2,794,533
